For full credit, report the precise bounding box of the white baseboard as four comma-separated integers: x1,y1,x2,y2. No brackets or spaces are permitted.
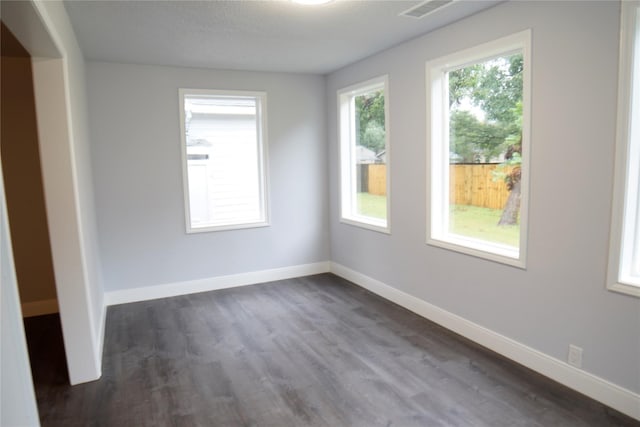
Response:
104,262,331,306
21,298,59,317
330,262,640,421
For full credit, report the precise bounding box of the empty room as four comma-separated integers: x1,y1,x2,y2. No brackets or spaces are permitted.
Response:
1,0,639,426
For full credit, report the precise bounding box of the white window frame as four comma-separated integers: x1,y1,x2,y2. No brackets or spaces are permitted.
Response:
426,30,532,268
607,1,640,297
178,88,269,233
338,75,391,233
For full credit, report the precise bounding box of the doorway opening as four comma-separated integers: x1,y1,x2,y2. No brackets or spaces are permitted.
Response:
1,21,69,392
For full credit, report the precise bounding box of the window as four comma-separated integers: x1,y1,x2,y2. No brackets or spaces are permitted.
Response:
608,1,640,297
426,30,531,267
338,76,390,233
179,89,269,233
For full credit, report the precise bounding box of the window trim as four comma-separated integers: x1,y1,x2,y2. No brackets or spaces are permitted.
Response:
337,75,391,234
607,1,640,297
178,88,270,234
425,30,532,268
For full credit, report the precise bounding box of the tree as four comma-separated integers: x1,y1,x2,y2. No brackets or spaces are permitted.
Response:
494,138,522,226
355,90,386,153
472,54,522,126
362,121,385,153
449,64,482,108
450,111,508,163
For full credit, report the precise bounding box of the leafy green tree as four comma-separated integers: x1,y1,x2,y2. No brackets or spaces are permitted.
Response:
449,64,482,108
450,111,508,163
355,90,386,153
449,54,522,136
362,121,386,153
472,54,522,126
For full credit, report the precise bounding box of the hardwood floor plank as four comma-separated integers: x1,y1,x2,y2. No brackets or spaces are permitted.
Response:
24,274,638,426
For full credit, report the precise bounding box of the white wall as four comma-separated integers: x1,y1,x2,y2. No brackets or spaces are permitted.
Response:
87,62,329,292
37,2,105,332
327,0,640,396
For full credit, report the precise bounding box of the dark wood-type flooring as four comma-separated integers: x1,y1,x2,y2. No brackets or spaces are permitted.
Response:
25,274,638,426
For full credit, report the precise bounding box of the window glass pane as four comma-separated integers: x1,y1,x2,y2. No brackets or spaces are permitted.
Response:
447,52,523,250
619,5,640,287
353,88,387,221
182,92,266,231
630,9,640,282
338,76,389,233
608,3,640,295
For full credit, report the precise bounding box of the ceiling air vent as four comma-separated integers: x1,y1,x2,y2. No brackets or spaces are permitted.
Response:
400,0,455,19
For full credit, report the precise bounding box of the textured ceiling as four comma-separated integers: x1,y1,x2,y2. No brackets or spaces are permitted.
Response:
63,0,501,74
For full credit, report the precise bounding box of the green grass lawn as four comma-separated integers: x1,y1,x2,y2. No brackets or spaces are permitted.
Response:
357,192,387,219
356,192,518,247
450,204,519,247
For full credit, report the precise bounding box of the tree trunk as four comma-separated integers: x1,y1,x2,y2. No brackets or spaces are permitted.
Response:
498,180,521,226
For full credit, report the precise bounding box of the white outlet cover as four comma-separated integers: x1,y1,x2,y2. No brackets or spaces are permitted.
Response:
568,344,583,368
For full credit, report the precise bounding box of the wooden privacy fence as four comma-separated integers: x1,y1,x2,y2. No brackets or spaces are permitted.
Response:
358,163,510,209
358,164,387,196
450,164,510,210
367,164,386,195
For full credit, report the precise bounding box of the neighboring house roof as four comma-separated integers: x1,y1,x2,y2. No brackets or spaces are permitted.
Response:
356,146,378,164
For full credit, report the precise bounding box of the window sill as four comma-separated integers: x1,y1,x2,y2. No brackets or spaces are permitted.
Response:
187,220,270,234
607,281,640,298
340,216,390,235
427,233,525,269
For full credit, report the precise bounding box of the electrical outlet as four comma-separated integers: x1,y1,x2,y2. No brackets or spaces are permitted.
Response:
568,344,583,368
